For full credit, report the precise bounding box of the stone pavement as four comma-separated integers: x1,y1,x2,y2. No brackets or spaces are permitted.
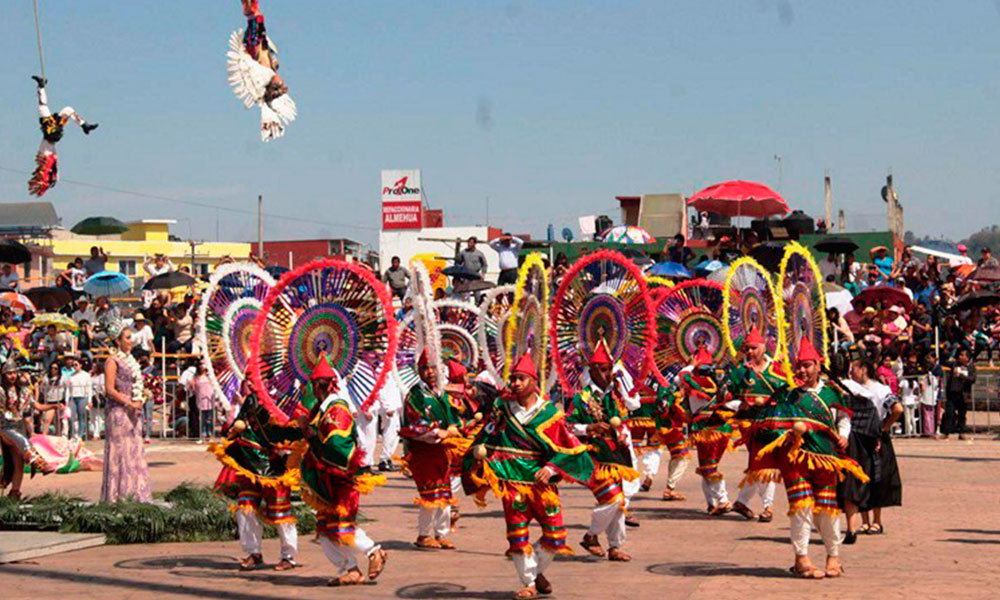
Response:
1,437,998,599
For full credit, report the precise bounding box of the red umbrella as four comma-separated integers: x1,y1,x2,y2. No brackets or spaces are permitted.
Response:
852,285,913,312
688,180,790,218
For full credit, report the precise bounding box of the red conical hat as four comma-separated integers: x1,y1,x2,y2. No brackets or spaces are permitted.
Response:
446,359,467,383
310,352,338,381
693,346,714,367
744,327,765,347
417,350,431,369
795,336,822,364
589,338,613,366
511,353,539,380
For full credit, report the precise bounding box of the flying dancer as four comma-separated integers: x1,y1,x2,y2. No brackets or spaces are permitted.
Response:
27,76,98,197
228,0,297,141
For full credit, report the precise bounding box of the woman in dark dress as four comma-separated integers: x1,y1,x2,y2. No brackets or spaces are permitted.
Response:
839,357,903,542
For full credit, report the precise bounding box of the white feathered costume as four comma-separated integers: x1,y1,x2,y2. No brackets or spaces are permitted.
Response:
227,29,297,141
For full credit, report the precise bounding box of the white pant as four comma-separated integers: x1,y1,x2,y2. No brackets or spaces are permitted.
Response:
700,477,729,507
588,501,626,548
622,475,641,509
790,509,841,558
451,475,463,498
418,505,452,538
735,480,776,510
378,408,401,462
665,456,688,490
318,528,378,574
354,411,378,468
641,448,662,477
512,545,556,587
236,510,297,560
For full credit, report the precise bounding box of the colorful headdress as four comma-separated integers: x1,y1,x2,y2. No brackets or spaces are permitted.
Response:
589,338,613,366
310,351,338,382
511,353,539,381
743,327,765,347
794,336,822,364
693,346,714,367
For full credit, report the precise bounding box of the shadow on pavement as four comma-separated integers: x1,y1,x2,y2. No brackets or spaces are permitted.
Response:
115,554,239,570
396,582,511,599
945,529,1000,535
938,538,1000,545
630,506,741,521
647,561,790,578
896,454,1000,463
739,535,823,546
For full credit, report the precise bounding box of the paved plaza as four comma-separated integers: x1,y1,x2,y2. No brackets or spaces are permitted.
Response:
1,437,998,599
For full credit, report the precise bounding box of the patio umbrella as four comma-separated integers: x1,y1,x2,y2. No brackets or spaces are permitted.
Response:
24,286,73,311
813,237,859,254
950,290,1000,313
852,285,913,312
825,287,854,318
598,225,656,245
647,261,692,279
84,271,132,297
620,248,654,267
70,216,129,236
0,292,36,313
749,241,787,272
0,239,32,265
29,313,78,332
453,279,495,294
143,271,196,290
706,265,730,283
687,180,790,219
442,265,482,281
970,264,1000,283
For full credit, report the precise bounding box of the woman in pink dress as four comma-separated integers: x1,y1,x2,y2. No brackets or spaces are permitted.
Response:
101,325,152,503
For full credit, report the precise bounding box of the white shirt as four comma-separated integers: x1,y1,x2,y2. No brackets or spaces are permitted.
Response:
489,237,524,271
918,373,939,406
178,366,198,390
64,371,93,400
899,377,919,407
0,270,20,290
378,378,403,413
132,326,154,352
509,396,548,425
842,379,898,424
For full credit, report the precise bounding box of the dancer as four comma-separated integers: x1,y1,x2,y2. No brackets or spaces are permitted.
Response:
727,328,786,523
298,353,388,586
442,359,486,532
754,337,867,579
677,347,739,515
210,390,303,571
566,340,640,561
1,362,55,499
27,76,98,197
652,381,691,501
463,353,595,600
228,0,297,140
400,352,461,549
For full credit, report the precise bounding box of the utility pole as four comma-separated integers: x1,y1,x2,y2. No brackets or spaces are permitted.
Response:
885,174,896,238
838,209,846,233
257,194,263,259
823,174,832,232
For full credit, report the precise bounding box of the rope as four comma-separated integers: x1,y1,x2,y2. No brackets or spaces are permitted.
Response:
33,0,46,79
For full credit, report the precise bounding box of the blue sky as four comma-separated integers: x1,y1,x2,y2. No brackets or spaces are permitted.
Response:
1,1,997,247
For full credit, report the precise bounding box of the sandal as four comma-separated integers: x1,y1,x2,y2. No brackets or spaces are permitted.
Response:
789,565,826,579
869,524,884,535
607,547,632,562
662,489,686,501
367,548,388,580
273,558,298,571
858,524,871,534
580,533,606,557
826,564,845,578
239,553,264,571
512,586,538,600
758,507,773,523
328,569,365,586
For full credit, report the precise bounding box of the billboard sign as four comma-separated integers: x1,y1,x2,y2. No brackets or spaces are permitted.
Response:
381,169,423,230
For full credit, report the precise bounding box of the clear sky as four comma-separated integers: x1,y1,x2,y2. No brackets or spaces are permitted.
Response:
1,1,997,248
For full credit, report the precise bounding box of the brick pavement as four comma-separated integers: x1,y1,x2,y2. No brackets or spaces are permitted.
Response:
1,437,998,599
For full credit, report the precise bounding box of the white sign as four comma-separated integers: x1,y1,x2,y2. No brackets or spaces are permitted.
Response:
381,169,422,203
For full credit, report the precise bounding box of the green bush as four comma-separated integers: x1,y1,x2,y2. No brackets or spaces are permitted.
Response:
0,482,318,544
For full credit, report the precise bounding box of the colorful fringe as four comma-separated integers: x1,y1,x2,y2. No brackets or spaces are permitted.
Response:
594,462,641,483
316,511,357,547
739,468,783,489
590,477,625,508
756,430,869,483
232,488,296,525
207,439,305,491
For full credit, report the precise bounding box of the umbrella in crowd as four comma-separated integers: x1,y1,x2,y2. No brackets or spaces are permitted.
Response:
950,290,1000,313
598,225,656,245
823,281,854,317
970,264,1000,284
442,265,482,281
24,286,73,311
647,261,691,279
0,292,36,313
749,241,787,272
0,239,32,265
687,180,790,218
84,271,132,297
693,259,725,276
706,265,730,283
265,265,290,280
143,270,196,290
620,247,654,267
29,313,78,332
852,285,913,312
70,216,129,236
453,279,494,295
813,237,859,254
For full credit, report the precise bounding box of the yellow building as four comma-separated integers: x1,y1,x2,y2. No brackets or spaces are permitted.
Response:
26,219,251,288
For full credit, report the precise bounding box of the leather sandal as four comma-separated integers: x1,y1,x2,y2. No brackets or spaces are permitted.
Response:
435,537,456,550
580,533,605,557
273,558,298,571
607,547,632,562
662,488,685,501
415,536,442,549
789,565,826,579
367,548,388,580
534,573,553,595
758,507,774,523
640,476,653,492
328,569,365,586
512,586,538,599
732,501,755,520
239,553,264,571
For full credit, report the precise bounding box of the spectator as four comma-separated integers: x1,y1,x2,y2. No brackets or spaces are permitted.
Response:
978,247,999,268
0,264,21,291
489,232,523,284
76,320,94,361
954,244,973,265
872,247,893,279
58,258,88,298
70,297,96,325
667,234,694,267
167,305,194,353
94,296,122,347
35,360,65,436
131,312,155,356
138,353,160,443
143,253,175,278
918,354,941,438
942,347,975,440
454,236,488,279
83,246,109,276
382,256,411,302
63,355,93,440
191,364,216,443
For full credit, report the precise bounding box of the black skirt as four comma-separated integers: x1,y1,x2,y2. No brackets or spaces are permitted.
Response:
838,431,902,511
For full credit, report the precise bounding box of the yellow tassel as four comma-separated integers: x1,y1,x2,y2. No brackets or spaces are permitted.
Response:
595,462,641,483
208,439,305,491
755,430,792,458
786,497,815,517
354,472,387,494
